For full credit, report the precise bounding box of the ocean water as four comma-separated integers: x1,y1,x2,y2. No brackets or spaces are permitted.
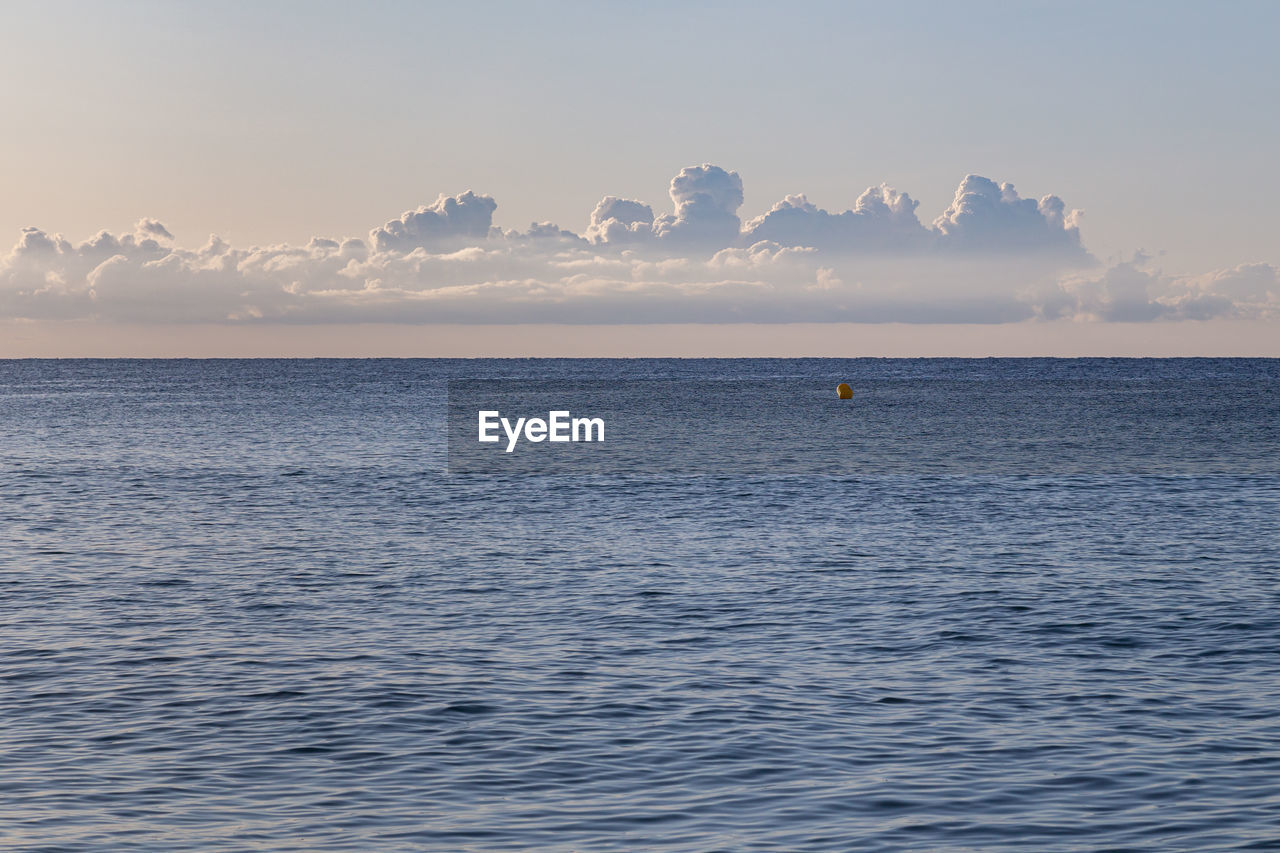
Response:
2,358,1278,851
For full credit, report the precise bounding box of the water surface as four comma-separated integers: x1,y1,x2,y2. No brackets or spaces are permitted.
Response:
2,358,1278,851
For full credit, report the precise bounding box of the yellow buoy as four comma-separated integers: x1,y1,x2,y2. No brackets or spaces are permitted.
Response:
836,382,853,400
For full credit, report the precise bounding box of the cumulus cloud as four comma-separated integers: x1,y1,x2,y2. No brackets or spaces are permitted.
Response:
1,165,1271,325
743,185,930,251
370,191,498,252
581,168,1084,258
583,165,748,250
1186,262,1279,305
586,197,655,244
135,218,174,242
499,221,589,249
652,164,745,247
1042,257,1279,322
933,175,1085,256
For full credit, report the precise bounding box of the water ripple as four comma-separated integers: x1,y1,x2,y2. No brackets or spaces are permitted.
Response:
1,358,1278,850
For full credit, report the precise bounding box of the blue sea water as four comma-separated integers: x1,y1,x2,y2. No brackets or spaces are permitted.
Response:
1,358,1278,851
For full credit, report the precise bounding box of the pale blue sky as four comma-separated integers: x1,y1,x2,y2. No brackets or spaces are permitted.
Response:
3,0,1277,274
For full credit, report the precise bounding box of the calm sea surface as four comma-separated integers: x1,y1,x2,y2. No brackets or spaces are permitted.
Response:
2,358,1279,851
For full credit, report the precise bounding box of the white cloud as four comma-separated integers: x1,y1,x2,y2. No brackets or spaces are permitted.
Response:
932,175,1086,257
583,168,1086,258
1,166,1271,325
1047,257,1279,322
742,185,930,252
369,191,498,252
652,164,745,247
585,197,655,245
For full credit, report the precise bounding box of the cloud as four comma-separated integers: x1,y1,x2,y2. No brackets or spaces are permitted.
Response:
652,164,745,247
585,165,747,249
1055,258,1167,321
1045,257,1279,322
583,168,1085,258
135,218,174,242
1186,262,1278,304
742,185,930,252
370,191,498,252
932,175,1086,256
586,197,655,244
1,165,1271,325
500,221,589,249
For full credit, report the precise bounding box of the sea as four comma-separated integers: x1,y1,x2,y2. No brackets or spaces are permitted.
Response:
1,358,1278,851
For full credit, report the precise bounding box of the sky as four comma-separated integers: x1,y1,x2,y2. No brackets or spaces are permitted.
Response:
2,0,1278,355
